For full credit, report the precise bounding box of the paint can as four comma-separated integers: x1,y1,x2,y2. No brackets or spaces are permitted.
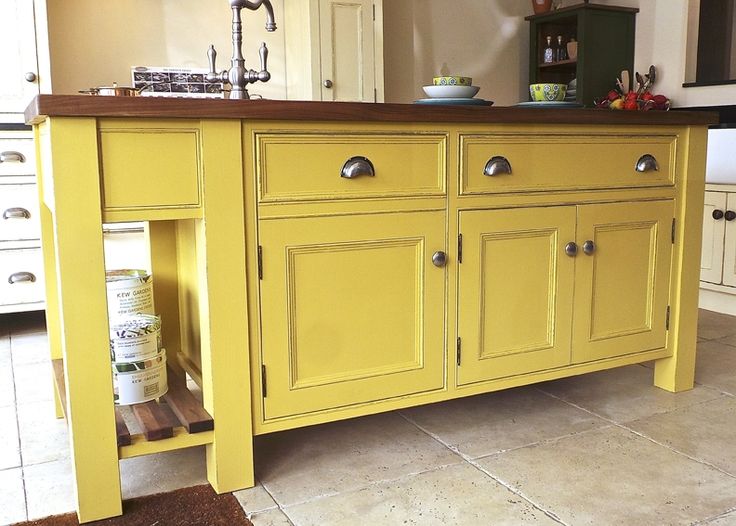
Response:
105,269,154,319
112,350,168,405
109,314,162,363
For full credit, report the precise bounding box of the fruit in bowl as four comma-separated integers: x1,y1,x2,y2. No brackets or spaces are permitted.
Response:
423,85,480,99
529,83,567,102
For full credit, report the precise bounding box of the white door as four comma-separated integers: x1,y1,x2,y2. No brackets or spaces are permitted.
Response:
318,0,377,102
722,193,736,286
0,0,39,117
701,191,727,284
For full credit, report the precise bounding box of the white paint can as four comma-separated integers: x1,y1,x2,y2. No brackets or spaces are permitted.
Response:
109,314,161,363
112,350,168,405
106,269,154,319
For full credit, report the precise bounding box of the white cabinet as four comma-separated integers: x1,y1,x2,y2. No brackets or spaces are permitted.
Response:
699,186,736,314
284,0,384,102
0,0,41,121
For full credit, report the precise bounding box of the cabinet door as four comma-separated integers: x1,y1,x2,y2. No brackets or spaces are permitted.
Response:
259,211,445,419
318,0,376,102
701,191,727,284
0,0,39,116
572,200,674,363
722,193,736,287
457,207,575,385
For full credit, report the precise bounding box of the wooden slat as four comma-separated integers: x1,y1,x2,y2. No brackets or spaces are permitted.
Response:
163,382,214,434
131,401,174,441
114,409,131,447
51,358,67,417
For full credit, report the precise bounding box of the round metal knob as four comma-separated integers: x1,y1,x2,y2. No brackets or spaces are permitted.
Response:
432,251,447,267
713,209,725,220
565,242,578,257
24,72,37,83
582,240,596,255
323,79,333,88
726,211,736,221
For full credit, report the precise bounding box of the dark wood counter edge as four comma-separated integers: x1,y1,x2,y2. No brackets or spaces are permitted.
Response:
25,95,718,127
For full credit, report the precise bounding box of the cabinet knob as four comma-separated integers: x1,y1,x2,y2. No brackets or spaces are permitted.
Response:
582,240,596,255
713,209,725,220
8,272,36,284
565,241,578,257
432,251,447,267
323,79,333,88
340,156,375,179
726,210,736,221
483,156,512,176
0,151,25,163
635,154,659,173
25,72,37,83
2,207,31,220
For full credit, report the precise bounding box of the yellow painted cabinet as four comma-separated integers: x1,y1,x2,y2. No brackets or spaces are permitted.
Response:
258,211,446,419
458,200,674,384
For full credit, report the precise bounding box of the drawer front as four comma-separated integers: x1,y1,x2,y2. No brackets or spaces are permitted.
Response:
0,247,45,307
256,132,447,202
461,134,676,194
0,183,40,241
0,138,36,177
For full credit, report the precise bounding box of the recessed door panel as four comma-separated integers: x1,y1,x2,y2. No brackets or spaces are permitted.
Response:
701,191,726,284
457,206,575,385
721,193,736,287
259,211,445,419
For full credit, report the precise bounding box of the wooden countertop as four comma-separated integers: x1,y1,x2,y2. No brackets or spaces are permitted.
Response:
25,95,718,126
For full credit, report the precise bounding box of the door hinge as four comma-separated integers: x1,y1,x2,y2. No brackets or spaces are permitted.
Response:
374,88,377,103
666,305,671,330
458,234,463,263
456,337,462,366
261,365,267,398
373,3,376,21
671,218,676,244
257,245,263,280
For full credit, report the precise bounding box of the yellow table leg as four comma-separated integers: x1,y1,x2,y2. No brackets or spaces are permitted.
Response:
39,118,122,522
654,127,708,393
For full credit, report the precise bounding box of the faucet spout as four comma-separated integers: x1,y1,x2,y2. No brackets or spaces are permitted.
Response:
230,0,277,31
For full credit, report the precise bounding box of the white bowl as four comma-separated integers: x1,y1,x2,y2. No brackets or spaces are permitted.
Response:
423,85,480,99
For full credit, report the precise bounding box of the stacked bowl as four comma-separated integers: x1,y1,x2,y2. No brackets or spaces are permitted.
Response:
416,76,492,106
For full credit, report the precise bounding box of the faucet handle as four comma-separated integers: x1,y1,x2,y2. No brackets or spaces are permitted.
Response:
257,42,271,82
206,45,227,84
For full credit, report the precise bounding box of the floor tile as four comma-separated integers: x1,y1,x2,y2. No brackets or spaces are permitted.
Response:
283,462,558,526
120,446,208,499
13,361,54,404
17,400,69,466
0,467,26,525
232,483,278,514
255,412,461,507
24,458,75,520
251,508,294,526
696,340,736,395
698,309,736,341
10,332,50,366
477,426,736,525
0,405,21,470
400,386,607,458
628,395,736,476
0,361,15,408
537,364,722,423
704,509,736,525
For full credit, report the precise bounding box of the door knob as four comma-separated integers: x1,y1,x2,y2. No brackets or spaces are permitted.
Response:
565,242,578,257
432,251,447,267
25,72,37,83
323,79,333,88
713,209,725,220
582,240,596,255
726,210,736,221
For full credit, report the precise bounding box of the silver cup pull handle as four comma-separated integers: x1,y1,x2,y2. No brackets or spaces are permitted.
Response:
0,151,25,163
3,207,31,220
635,154,659,173
8,272,36,284
341,156,375,179
483,156,512,176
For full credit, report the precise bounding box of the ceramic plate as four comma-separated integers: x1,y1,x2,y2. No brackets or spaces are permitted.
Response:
516,101,583,108
415,98,494,106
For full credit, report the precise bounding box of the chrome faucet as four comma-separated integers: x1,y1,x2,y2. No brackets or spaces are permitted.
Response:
206,0,277,100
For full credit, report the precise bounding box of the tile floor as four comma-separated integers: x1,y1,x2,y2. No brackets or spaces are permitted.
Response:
1,309,736,525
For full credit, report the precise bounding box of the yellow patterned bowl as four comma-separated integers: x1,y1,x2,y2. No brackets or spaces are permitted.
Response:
433,75,472,86
529,83,567,102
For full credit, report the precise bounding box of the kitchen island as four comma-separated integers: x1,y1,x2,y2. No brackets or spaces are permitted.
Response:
26,96,715,522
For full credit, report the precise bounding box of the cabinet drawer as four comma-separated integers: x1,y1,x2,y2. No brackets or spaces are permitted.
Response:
0,138,36,177
255,132,447,202
0,247,45,307
0,183,40,241
460,134,676,194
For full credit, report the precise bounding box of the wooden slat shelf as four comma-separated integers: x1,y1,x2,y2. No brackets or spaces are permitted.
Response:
538,59,577,68
52,358,214,453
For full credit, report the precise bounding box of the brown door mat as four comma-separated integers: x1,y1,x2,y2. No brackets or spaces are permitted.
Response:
12,484,253,526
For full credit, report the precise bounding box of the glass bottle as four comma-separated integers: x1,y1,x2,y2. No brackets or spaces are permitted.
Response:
556,35,568,61
543,36,554,64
